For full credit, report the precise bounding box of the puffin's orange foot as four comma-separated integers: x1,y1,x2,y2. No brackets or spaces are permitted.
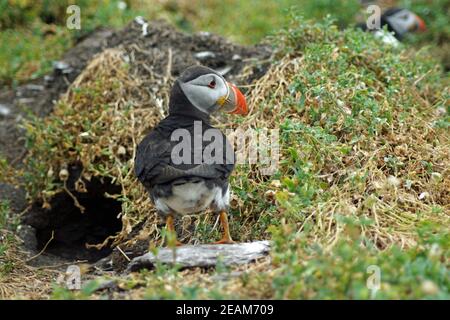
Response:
165,215,183,247
213,211,235,244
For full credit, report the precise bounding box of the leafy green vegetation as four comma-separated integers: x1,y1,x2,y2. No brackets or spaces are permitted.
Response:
0,22,69,86
48,220,448,300
0,0,157,86
0,200,10,229
267,220,449,299
17,14,449,299
0,200,15,278
1,1,449,300
165,0,360,43
1,0,448,86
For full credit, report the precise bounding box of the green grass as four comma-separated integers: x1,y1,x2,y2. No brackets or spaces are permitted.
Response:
0,22,70,86
0,199,10,229
19,15,448,299
2,1,449,300
169,0,360,43
0,0,158,86
0,200,15,278
267,220,449,299
2,0,448,86
49,220,449,300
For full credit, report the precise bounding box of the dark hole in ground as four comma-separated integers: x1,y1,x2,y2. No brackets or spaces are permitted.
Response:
24,174,122,262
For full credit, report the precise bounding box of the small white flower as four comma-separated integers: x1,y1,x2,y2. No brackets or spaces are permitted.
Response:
418,192,429,200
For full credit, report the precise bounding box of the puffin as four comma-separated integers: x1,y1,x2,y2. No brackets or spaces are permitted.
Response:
134,65,247,245
357,7,426,44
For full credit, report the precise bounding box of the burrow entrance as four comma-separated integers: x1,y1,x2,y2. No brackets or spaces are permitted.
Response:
24,174,123,262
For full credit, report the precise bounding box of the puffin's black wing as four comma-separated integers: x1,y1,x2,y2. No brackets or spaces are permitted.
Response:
134,129,172,189
135,124,235,188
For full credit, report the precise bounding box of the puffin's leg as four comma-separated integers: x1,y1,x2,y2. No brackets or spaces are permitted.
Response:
213,210,235,244
165,215,183,246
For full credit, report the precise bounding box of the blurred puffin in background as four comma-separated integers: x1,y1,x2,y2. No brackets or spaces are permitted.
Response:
135,65,247,245
357,7,426,45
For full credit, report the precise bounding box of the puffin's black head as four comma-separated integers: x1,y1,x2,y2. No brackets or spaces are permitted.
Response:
169,65,247,118
356,7,426,40
382,8,426,39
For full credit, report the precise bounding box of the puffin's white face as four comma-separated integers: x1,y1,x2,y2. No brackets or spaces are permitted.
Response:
385,9,426,34
179,73,230,114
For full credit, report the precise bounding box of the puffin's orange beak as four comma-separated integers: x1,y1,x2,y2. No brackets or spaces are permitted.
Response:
229,82,248,115
219,82,248,115
416,15,426,32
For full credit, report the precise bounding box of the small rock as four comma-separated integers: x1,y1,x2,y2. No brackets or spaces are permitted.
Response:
0,104,11,117
232,54,242,61
198,31,211,37
52,61,70,70
53,61,73,74
194,51,216,60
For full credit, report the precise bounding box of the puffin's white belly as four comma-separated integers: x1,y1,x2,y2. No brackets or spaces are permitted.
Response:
155,181,229,215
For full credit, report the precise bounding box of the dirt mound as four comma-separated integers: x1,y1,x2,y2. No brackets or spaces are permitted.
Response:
1,18,269,165
1,18,271,271
0,28,113,219
107,18,271,82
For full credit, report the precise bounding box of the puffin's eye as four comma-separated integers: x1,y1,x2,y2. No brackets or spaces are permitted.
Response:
207,80,216,89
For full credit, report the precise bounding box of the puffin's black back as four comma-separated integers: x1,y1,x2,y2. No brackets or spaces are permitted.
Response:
134,65,235,193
